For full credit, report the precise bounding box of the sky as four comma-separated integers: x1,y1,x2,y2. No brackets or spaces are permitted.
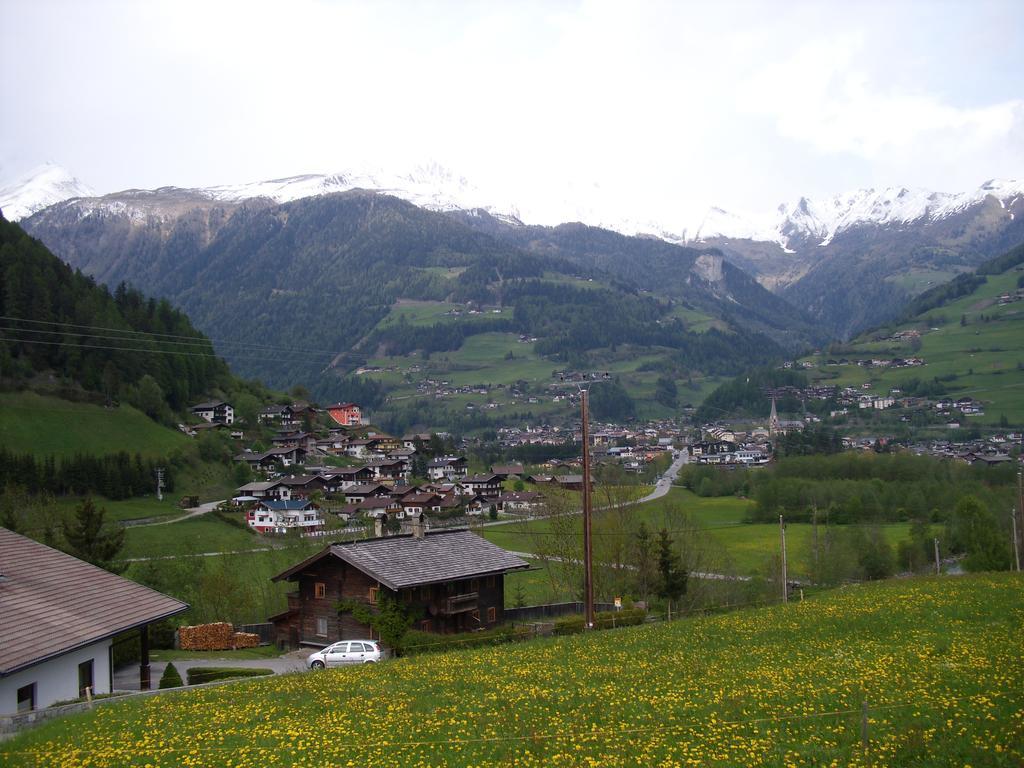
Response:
2,0,1022,225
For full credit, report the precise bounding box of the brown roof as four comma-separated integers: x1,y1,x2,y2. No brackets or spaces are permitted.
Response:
0,528,188,676
273,529,529,590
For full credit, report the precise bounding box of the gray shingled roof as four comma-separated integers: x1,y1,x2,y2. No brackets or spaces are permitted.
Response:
274,529,529,590
0,528,188,676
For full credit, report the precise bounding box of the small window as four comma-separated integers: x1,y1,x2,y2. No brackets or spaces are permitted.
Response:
16,683,34,713
368,587,379,604
314,582,326,599
420,619,432,632
487,607,496,623
78,659,94,697
316,617,328,637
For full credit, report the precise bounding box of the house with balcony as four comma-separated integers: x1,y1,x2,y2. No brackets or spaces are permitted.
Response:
246,499,323,534
268,518,529,646
191,400,234,425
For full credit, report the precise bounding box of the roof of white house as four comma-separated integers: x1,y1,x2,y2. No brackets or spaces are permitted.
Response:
0,528,188,676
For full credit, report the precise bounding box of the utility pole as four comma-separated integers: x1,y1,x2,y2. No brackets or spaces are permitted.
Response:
155,467,165,502
812,503,819,579
933,537,941,575
1017,471,1024,572
581,387,595,629
780,514,788,604
1012,509,1020,573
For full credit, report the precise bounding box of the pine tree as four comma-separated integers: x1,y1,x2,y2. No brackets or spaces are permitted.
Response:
656,528,687,617
61,498,126,573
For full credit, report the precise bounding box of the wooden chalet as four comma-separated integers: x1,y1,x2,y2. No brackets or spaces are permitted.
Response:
269,518,529,647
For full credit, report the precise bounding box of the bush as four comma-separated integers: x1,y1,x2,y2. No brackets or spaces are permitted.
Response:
186,667,273,685
158,663,183,689
553,608,647,635
401,624,529,656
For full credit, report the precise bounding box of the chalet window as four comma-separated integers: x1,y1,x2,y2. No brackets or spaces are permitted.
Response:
487,607,497,623
314,582,326,599
316,617,328,637
368,587,379,604
420,620,432,632
16,683,34,713
78,659,94,697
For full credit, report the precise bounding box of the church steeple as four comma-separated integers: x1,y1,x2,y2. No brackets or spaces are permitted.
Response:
768,395,781,437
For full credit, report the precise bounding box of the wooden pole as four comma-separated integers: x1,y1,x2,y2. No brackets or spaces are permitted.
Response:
934,537,941,575
581,389,595,629
861,700,870,766
780,514,788,604
139,624,151,691
1012,509,1020,573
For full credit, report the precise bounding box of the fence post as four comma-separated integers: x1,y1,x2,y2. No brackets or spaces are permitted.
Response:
861,700,870,767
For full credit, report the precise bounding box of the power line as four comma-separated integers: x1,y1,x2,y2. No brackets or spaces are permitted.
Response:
0,334,334,365
0,314,335,355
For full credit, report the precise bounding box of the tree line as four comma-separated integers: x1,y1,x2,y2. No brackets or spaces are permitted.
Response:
0,448,172,500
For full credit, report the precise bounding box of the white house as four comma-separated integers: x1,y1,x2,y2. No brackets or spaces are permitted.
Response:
0,528,188,714
246,500,323,534
191,400,235,425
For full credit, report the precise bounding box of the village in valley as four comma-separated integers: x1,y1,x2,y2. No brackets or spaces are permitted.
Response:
2,3,1023,763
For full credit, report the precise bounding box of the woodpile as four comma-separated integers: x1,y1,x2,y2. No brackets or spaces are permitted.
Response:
178,622,246,651
231,632,260,649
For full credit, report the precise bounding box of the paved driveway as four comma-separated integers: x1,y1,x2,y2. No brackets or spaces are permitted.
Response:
114,651,308,691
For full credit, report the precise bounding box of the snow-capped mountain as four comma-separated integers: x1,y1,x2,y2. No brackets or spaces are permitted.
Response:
772,179,1024,248
0,164,96,221
200,162,524,223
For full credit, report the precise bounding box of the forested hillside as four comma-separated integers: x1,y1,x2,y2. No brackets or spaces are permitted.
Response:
23,190,816,406
0,216,228,412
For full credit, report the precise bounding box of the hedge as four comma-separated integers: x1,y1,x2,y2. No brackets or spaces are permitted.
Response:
553,608,647,636
185,667,274,685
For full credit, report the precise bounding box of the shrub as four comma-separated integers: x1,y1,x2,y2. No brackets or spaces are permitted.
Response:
158,663,183,689
401,624,529,655
554,608,646,635
186,667,273,685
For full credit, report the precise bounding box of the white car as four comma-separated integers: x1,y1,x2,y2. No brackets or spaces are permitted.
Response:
307,640,385,669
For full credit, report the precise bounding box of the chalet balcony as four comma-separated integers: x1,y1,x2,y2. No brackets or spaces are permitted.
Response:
442,592,479,615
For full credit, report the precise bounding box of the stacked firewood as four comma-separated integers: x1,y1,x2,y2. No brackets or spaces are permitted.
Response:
178,622,236,651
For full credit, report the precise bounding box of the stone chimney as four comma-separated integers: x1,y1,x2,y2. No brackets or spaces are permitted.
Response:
374,512,387,538
411,510,425,540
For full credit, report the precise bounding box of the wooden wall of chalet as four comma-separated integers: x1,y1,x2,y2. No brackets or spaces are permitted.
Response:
276,557,508,647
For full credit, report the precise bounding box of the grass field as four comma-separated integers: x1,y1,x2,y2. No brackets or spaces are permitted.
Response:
0,391,187,458
53,495,186,523
5,574,1020,767
484,487,927,580
806,267,1024,424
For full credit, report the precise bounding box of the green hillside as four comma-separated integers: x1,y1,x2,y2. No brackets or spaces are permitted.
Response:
0,391,187,458
5,574,1020,767
804,243,1024,425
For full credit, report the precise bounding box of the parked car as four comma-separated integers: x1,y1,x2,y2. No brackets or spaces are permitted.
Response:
307,640,385,669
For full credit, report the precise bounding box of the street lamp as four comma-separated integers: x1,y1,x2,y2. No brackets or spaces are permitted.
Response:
560,372,610,629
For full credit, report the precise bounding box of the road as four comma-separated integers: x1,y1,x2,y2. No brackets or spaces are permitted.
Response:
478,450,688,529
124,500,225,528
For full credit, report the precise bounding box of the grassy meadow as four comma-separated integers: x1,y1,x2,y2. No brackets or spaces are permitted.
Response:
4,573,1020,767
806,266,1024,423
0,391,188,458
486,486,927,583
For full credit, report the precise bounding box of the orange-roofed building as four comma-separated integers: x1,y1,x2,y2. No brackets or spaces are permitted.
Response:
327,403,362,427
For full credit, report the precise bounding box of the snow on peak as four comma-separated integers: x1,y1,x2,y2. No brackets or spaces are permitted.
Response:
773,179,1024,247
199,163,522,221
0,164,97,221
